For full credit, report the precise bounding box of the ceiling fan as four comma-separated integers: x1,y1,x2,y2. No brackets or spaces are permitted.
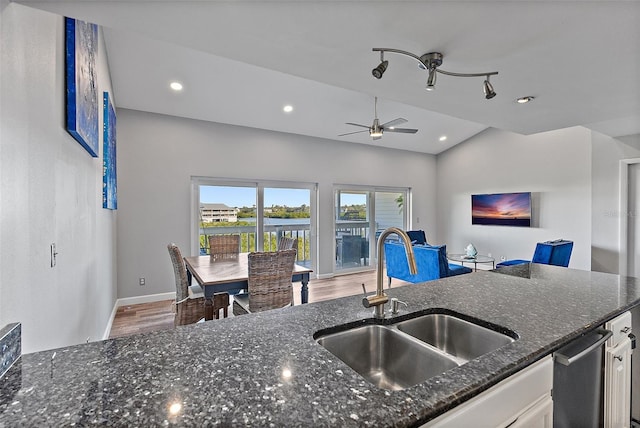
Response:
338,97,418,140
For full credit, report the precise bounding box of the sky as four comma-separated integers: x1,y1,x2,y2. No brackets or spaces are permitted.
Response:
200,186,310,208
200,185,366,208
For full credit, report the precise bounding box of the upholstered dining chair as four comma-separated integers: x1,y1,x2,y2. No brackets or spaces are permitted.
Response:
232,249,297,316
168,243,206,326
208,234,240,260
277,236,298,251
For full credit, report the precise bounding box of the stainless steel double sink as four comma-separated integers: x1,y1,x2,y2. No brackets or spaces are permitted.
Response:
315,312,517,391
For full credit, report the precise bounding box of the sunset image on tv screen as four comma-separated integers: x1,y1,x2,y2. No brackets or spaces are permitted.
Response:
471,192,531,227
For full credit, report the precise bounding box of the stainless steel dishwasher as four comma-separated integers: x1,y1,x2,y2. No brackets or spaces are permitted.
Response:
553,328,613,428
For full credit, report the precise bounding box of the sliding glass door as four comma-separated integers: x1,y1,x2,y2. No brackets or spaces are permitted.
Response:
374,191,406,233
197,183,257,254
263,187,312,267
335,190,370,270
334,186,409,273
192,178,316,270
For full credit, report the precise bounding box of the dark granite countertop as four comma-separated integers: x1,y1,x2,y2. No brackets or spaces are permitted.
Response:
1,264,640,426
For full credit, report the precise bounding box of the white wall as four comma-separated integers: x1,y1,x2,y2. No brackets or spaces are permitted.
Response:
116,109,437,298
0,3,117,353
435,127,592,270
591,132,640,273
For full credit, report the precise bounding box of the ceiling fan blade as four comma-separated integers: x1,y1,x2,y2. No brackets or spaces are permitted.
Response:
380,118,408,128
338,129,369,137
384,127,418,134
345,122,371,129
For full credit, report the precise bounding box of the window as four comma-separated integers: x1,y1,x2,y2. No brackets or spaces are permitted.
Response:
192,177,317,270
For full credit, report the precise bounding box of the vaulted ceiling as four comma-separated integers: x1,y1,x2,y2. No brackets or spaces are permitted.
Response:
19,0,640,154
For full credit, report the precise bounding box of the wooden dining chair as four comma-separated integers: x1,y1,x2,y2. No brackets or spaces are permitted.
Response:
168,243,206,326
208,234,240,260
277,236,298,251
232,249,297,316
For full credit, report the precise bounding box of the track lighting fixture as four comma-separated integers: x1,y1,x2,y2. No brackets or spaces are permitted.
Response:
371,48,499,99
483,76,496,99
426,67,437,91
372,61,388,79
371,52,388,79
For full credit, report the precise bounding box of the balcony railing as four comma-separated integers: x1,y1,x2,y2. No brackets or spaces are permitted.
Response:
199,224,311,265
199,221,372,268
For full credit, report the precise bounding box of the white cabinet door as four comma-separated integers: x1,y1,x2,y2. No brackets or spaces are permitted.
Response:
605,311,633,428
422,356,553,427
605,338,632,428
510,395,553,428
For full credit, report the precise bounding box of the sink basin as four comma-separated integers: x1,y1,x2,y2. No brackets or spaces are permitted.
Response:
315,312,516,390
316,324,458,391
395,313,516,362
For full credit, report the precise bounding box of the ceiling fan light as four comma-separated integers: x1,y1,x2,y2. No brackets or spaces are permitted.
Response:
483,78,496,99
370,129,383,137
372,60,388,79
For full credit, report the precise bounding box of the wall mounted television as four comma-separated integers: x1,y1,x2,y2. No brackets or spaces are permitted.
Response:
471,192,532,227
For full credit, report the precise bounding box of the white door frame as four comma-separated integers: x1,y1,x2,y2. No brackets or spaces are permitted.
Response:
619,158,640,276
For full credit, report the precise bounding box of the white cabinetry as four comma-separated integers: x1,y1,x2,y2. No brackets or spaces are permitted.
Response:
509,394,553,428
604,311,633,428
422,356,553,428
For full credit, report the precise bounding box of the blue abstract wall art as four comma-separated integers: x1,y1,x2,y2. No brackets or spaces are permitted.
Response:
103,92,117,210
65,17,99,157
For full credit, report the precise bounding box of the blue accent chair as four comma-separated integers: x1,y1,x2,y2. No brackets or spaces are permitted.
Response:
406,230,428,245
385,242,472,287
496,239,574,268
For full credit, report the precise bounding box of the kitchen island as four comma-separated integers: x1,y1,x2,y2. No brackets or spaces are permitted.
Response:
1,264,639,426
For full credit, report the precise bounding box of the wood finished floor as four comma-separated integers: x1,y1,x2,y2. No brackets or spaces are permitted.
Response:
109,270,412,339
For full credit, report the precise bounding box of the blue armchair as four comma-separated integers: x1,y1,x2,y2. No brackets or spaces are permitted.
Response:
496,239,573,268
406,230,428,245
385,242,472,287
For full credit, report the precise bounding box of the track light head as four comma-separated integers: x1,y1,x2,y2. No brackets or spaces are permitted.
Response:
426,68,437,91
483,77,496,99
372,60,388,79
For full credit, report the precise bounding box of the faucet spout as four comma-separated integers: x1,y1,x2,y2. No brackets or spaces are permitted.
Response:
364,227,417,319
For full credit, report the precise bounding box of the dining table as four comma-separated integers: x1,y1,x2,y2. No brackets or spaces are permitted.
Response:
183,253,313,320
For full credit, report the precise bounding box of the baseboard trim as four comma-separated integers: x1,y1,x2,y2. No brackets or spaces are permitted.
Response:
317,273,334,280
102,302,119,341
117,292,176,307
102,292,176,340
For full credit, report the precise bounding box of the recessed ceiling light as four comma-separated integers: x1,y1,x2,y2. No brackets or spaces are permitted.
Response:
283,105,294,113
170,81,183,91
516,96,535,104
439,135,447,142
168,402,182,415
